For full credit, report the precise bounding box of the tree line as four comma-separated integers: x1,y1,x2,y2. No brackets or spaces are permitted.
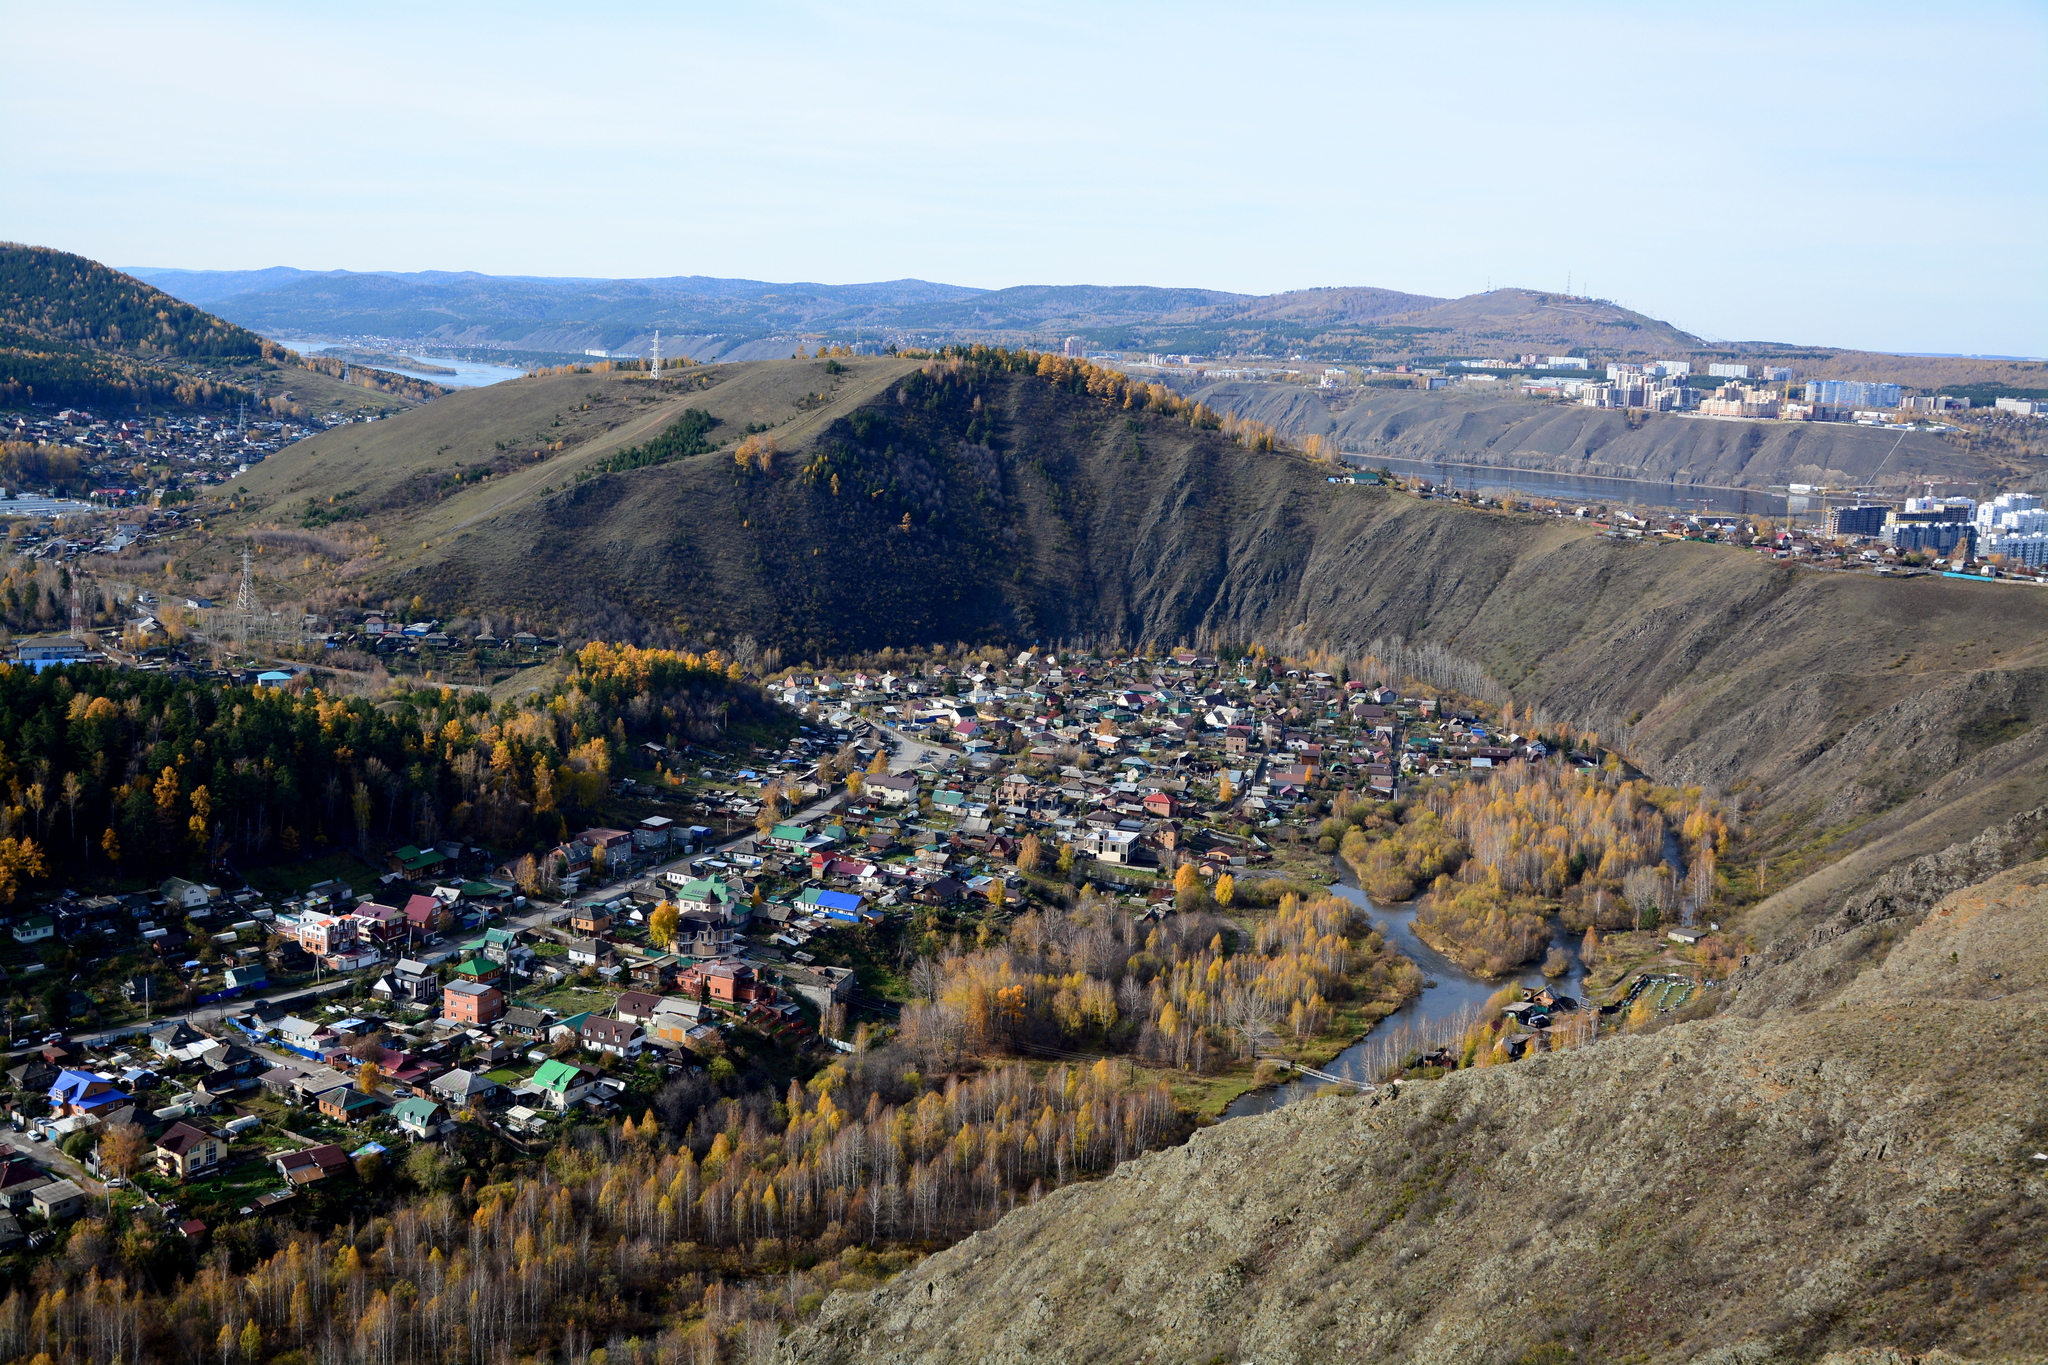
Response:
0,642,788,904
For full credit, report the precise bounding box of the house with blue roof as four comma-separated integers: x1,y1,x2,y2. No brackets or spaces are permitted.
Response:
49,1070,128,1117
797,888,867,922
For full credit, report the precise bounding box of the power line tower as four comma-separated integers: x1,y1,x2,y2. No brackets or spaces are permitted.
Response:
234,547,259,657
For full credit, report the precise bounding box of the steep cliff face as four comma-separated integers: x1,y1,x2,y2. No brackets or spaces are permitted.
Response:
784,858,2048,1365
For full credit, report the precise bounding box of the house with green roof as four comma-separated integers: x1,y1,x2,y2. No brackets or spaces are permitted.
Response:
530,1058,597,1111
766,823,813,851
388,845,448,876
391,1096,448,1139
451,955,502,986
672,878,736,915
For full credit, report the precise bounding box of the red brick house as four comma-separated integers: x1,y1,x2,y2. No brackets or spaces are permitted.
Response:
442,979,504,1026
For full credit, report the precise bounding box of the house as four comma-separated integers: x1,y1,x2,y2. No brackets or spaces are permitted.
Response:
1667,928,1708,946
776,964,856,1015
10,915,54,945
49,1070,128,1118
496,1007,550,1041
530,1058,597,1111
222,964,268,992
350,901,406,946
31,1179,86,1223
257,1064,307,1096
403,893,452,936
627,954,682,990
671,878,735,916
632,816,675,852
4,1059,56,1096
154,1121,225,1179
579,827,633,855
0,1161,51,1211
796,887,865,921
478,926,524,964
387,844,448,877
564,938,613,968
672,912,733,961
371,958,439,1005
159,877,216,910
613,991,664,1025
286,912,358,957
578,1017,645,1058
317,1087,381,1123
570,902,614,936
391,1097,448,1139
765,823,814,852
677,961,771,1005
430,1069,497,1109
451,954,503,987
1142,791,1181,819
274,1144,351,1184
647,996,708,1047
866,774,920,806
148,1020,204,1055
442,979,504,1026
193,1040,260,1079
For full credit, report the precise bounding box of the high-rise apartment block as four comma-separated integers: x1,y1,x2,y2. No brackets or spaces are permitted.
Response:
1063,336,1085,358
1825,505,1889,537
1708,363,1751,379
1807,380,1903,408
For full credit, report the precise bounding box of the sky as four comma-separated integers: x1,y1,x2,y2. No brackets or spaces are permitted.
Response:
7,1,2045,355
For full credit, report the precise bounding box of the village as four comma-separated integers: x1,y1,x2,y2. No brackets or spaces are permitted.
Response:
0,636,1743,1267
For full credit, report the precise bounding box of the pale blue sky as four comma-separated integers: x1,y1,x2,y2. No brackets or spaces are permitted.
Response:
8,1,2044,354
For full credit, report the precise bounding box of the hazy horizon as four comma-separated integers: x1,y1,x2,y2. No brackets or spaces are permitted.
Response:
8,1,2045,356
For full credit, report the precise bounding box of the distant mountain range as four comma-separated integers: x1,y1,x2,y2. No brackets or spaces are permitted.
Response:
127,265,1713,364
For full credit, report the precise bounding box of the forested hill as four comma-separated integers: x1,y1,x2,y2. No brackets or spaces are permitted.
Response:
0,243,442,413
0,243,274,359
0,642,784,915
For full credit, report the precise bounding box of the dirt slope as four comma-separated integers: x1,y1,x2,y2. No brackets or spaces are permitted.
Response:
1186,381,2012,492
784,856,2048,1365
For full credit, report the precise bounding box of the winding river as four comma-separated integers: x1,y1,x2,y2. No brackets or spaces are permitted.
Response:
1222,864,1591,1117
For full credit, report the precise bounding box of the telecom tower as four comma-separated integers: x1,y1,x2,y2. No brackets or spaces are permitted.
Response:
651,329,661,378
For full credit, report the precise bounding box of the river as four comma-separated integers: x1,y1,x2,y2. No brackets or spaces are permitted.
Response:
1362,456,1791,518
1221,863,1591,1118
265,337,527,389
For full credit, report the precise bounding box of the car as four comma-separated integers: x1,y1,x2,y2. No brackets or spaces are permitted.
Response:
104,1177,127,1189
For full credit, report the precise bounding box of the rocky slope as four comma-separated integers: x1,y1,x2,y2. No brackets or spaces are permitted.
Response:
1183,381,2011,492
784,853,2048,1365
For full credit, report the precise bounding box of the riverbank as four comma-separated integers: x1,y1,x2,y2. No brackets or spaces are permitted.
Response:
1222,860,1592,1117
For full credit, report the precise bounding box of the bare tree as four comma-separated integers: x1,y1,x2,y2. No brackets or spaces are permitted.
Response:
1222,987,1279,1058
